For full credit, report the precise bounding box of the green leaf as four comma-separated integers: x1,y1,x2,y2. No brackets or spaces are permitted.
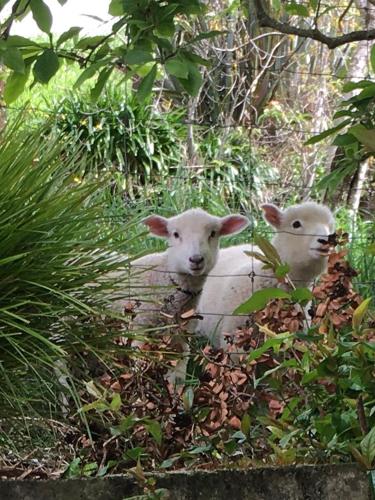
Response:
110,392,122,412
234,288,291,315
30,0,53,33
182,50,210,67
109,0,125,16
33,49,60,83
62,458,81,479
156,20,175,37
160,456,180,468
332,133,357,146
76,36,107,50
137,63,157,102
301,369,319,385
3,70,29,103
5,35,39,47
74,61,105,88
2,47,25,73
57,27,82,47
290,287,313,303
241,413,251,436
244,250,270,266
0,0,11,11
285,3,309,16
145,419,162,445
367,243,375,255
304,119,352,145
178,62,202,96
360,427,375,465
123,49,154,65
80,400,110,413
254,234,282,266
247,333,291,362
348,125,375,152
90,67,113,102
352,297,372,332
125,447,145,461
165,57,189,79
275,263,290,279
82,462,98,477
371,45,375,74
183,386,194,412
333,110,353,119
342,80,373,93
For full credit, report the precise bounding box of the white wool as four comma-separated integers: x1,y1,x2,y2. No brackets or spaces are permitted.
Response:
196,202,335,349
114,208,249,382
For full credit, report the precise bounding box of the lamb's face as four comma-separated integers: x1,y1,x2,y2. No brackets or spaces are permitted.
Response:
262,202,335,277
166,211,223,276
143,209,249,276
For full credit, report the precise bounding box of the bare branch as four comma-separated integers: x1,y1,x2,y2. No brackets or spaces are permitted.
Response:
253,0,375,49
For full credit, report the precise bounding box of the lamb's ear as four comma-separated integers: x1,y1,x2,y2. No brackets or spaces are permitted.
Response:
142,215,169,238
261,204,283,228
219,214,249,236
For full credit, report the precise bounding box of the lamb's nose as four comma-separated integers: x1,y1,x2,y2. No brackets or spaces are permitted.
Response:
189,254,204,265
318,238,328,245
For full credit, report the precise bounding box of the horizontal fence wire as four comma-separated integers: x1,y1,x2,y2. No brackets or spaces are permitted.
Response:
129,265,375,285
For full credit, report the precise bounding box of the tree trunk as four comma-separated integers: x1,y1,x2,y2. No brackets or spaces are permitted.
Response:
324,0,375,212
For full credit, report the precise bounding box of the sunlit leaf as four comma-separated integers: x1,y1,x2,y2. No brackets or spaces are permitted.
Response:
360,427,375,465
290,288,313,303
57,26,82,47
234,288,291,314
30,0,53,33
137,63,157,102
3,70,29,103
352,297,372,332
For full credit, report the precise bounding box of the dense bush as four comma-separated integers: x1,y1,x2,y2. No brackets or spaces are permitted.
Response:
50,89,184,185
0,116,144,417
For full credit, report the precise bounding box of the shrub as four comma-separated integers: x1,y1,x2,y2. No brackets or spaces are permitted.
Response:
0,115,143,417
50,89,184,185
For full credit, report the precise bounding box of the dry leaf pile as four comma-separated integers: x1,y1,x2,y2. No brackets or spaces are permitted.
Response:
69,244,369,470
311,249,361,329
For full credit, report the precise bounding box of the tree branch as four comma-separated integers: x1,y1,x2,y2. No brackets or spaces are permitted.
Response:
253,0,375,49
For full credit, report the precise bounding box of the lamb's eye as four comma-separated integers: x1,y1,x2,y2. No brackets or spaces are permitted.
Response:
210,230,216,238
292,220,302,229
173,231,179,239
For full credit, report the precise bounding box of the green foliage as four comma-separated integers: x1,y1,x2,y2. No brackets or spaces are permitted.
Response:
0,0,219,102
306,78,375,194
234,288,291,314
0,116,142,416
48,88,184,184
197,129,278,211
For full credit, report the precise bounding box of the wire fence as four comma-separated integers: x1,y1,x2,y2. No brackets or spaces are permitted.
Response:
1,21,374,317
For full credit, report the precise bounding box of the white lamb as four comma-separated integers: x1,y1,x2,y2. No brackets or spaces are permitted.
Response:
128,208,249,323
124,208,249,381
196,201,335,349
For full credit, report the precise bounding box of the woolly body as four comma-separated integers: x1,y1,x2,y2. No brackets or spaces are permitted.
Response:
196,202,335,348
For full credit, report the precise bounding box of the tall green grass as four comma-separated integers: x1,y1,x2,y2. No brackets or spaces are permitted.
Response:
0,116,147,417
